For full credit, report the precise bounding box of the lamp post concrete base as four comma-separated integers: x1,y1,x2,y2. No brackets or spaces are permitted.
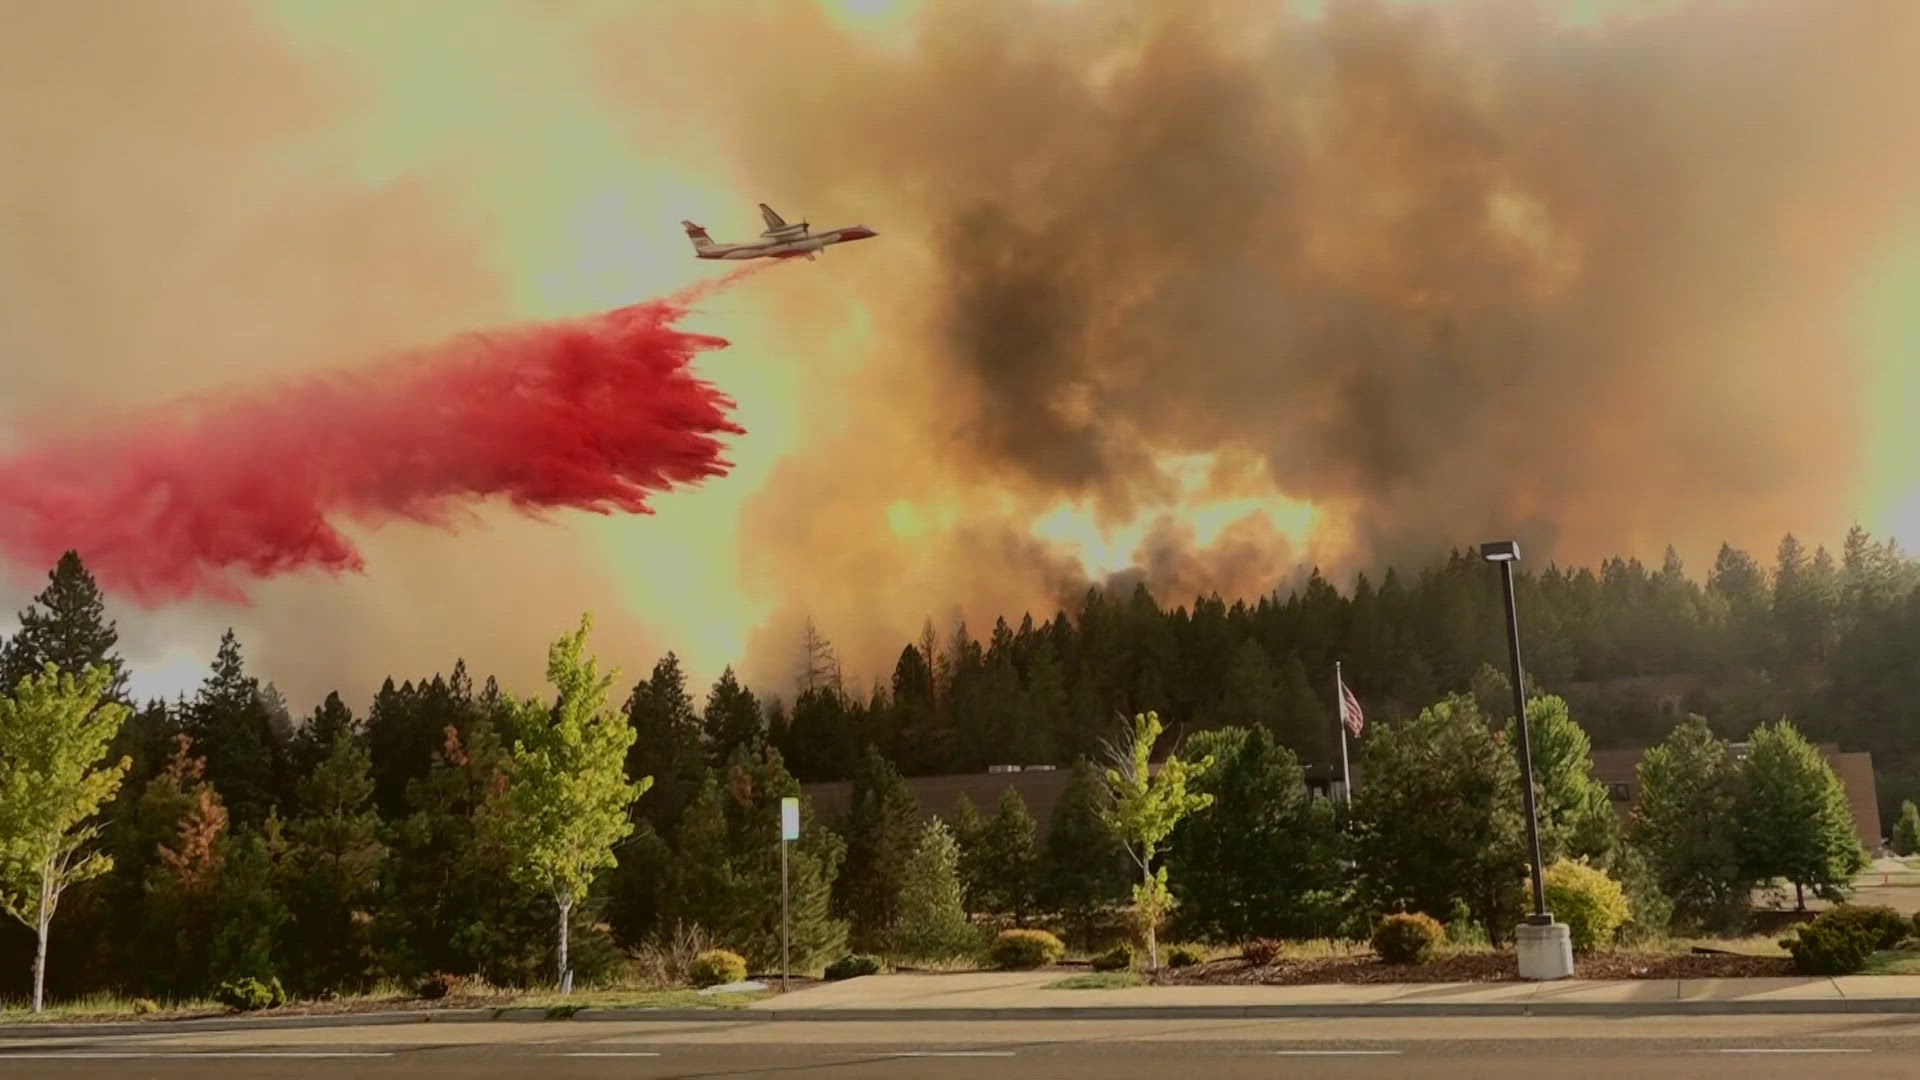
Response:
1515,920,1574,980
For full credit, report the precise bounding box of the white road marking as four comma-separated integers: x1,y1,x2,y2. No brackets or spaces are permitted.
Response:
560,1052,664,1057
1712,1048,1871,1054
1274,1050,1404,1056
889,1051,1018,1057
0,1052,395,1059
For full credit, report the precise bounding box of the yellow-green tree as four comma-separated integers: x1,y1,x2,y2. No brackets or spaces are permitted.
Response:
489,615,648,991
1099,710,1213,969
0,663,132,1012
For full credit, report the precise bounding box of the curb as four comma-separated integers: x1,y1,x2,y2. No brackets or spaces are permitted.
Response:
6,997,1920,1037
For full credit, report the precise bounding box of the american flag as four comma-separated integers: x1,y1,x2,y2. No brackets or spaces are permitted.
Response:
1338,675,1364,738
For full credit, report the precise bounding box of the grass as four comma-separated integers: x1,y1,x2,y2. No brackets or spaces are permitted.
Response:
1860,951,1920,976
0,985,769,1025
1046,972,1145,990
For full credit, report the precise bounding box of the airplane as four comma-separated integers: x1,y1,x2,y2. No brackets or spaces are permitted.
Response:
681,202,877,261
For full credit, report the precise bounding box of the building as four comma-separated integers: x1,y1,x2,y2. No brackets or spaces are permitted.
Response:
802,743,1883,851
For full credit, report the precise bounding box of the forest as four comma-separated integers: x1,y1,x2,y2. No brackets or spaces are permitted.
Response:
0,526,1911,1007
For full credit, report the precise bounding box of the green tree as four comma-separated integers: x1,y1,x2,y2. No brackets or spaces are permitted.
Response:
0,663,132,1012
184,630,290,829
1350,693,1528,939
1735,720,1868,909
834,746,920,949
889,818,979,963
277,736,385,995
1165,725,1345,942
0,552,129,705
947,792,985,912
624,653,707,835
289,692,358,791
1100,710,1215,968
1892,801,1920,857
974,789,1041,923
1507,695,1616,864
1044,757,1130,949
490,614,648,990
1629,715,1750,932
701,667,765,766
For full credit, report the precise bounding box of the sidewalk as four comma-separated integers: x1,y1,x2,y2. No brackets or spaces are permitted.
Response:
5,971,1918,1038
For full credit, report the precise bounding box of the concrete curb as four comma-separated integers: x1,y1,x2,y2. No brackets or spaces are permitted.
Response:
6,996,1920,1037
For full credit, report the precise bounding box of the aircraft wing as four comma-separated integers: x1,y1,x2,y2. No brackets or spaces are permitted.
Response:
759,203,787,231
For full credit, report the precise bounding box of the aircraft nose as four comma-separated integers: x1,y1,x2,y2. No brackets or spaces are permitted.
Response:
842,226,877,240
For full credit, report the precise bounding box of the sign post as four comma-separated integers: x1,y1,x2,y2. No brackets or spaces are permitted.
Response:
780,797,799,992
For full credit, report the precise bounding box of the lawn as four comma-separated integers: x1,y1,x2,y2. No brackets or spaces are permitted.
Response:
0,985,769,1025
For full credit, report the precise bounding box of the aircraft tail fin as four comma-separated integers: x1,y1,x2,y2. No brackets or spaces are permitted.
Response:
682,220,715,252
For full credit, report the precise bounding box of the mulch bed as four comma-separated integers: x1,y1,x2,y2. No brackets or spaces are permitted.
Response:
1149,950,1796,986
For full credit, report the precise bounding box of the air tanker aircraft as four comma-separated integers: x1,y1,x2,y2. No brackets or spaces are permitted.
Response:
682,203,877,261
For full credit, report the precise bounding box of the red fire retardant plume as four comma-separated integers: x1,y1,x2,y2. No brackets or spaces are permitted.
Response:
0,269,763,604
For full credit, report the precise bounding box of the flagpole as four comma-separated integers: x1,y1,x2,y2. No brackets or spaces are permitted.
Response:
1336,661,1353,805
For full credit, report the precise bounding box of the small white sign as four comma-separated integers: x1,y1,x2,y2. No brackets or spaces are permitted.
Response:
781,797,800,841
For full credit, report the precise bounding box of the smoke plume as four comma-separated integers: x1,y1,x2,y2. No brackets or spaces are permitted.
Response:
0,273,752,605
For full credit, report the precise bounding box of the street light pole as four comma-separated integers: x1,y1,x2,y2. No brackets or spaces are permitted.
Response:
1481,540,1549,925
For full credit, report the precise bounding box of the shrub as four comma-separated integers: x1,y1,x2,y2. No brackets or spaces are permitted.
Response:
215,977,287,1012
1815,905,1909,951
1166,945,1204,969
989,929,1065,970
131,998,159,1016
417,972,466,1000
1371,913,1445,964
1528,860,1631,954
1781,919,1878,976
1242,938,1283,966
824,954,884,981
689,949,748,988
1091,945,1133,972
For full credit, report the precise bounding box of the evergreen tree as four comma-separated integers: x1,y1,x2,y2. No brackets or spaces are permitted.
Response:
290,692,358,793
701,667,765,766
973,788,1040,924
276,735,385,995
490,614,646,990
0,662,132,1011
183,631,289,830
1630,715,1750,932
135,735,230,995
947,792,986,912
0,551,128,705
1100,710,1215,967
624,653,707,835
1045,757,1129,948
1350,693,1528,938
1734,720,1868,909
205,821,289,988
1507,695,1616,863
1165,726,1345,942
834,746,920,950
889,818,978,963
1893,801,1920,857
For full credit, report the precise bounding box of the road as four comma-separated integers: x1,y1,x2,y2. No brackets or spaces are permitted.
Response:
9,1015,1920,1077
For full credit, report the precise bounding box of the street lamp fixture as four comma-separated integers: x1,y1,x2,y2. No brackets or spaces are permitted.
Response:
1481,538,1573,979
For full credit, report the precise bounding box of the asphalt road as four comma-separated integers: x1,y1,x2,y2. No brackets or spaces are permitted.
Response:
9,1017,1920,1078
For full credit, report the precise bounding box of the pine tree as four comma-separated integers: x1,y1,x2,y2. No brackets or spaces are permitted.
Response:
136,734,230,995
277,735,385,995
0,551,128,705
205,820,289,988
1734,720,1868,909
835,747,920,950
1045,757,1129,949
947,792,986,912
1100,710,1215,968
1630,715,1750,932
888,818,979,963
1507,695,1616,864
184,631,289,829
1893,801,1920,857
974,789,1040,923
624,652,707,835
0,662,132,1011
290,692,358,793
490,614,647,991
701,667,765,766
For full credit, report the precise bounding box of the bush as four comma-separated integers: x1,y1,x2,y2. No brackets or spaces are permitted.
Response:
215,977,287,1012
1091,945,1133,972
1371,913,1445,964
989,929,1065,970
1242,938,1283,966
824,953,884,981
1529,860,1631,954
1816,905,1909,950
1781,919,1878,976
417,972,467,1000
1166,945,1204,969
689,949,748,988
131,998,159,1016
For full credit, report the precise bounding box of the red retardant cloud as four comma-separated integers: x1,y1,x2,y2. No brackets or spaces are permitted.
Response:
0,268,763,604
